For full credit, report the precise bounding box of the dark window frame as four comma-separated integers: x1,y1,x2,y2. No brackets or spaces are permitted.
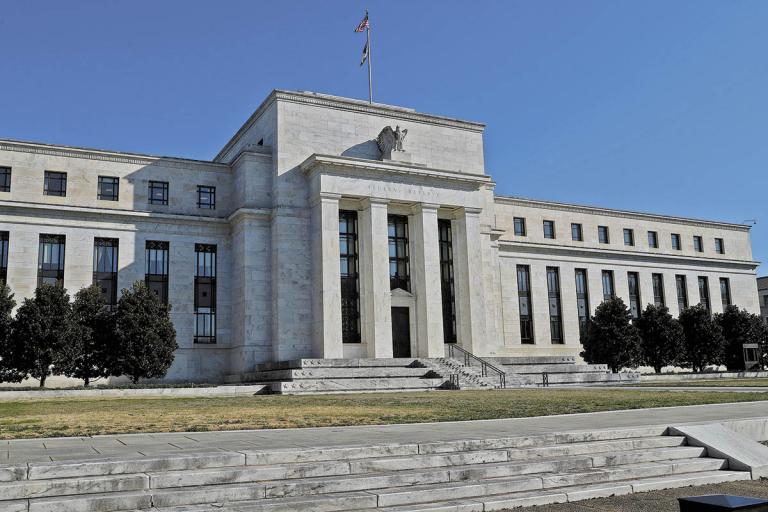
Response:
37,234,65,287
602,270,615,302
197,185,216,210
0,167,10,192
571,223,583,242
671,233,682,251
93,238,119,306
623,228,634,246
513,217,526,237
148,181,169,206
648,231,659,249
715,238,725,254
439,219,457,344
628,271,641,319
0,231,8,286
43,171,67,197
547,267,564,344
543,220,556,239
693,236,704,253
720,277,731,308
388,215,410,292
698,276,710,313
517,265,534,344
145,240,169,304
676,275,689,312
340,211,361,343
97,176,119,201
598,226,610,244
194,244,217,344
575,269,590,340
652,273,665,307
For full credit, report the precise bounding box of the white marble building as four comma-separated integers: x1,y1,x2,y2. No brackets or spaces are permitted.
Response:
0,90,760,382
758,276,768,324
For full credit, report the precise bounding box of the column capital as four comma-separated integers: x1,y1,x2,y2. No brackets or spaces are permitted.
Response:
461,207,483,217
412,203,441,214
309,192,341,208
361,197,390,208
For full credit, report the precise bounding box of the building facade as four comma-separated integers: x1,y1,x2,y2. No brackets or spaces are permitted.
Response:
0,91,760,381
759,276,768,324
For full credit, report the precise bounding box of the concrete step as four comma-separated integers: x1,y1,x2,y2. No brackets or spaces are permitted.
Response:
271,377,446,394
243,367,433,381
501,364,610,374
257,359,422,371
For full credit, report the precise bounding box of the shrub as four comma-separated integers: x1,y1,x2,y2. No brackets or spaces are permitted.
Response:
581,296,642,373
57,284,117,386
114,281,177,384
6,285,73,387
0,285,23,383
678,305,724,373
716,306,768,371
635,304,684,374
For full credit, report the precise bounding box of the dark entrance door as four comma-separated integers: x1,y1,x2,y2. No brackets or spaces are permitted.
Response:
391,307,411,358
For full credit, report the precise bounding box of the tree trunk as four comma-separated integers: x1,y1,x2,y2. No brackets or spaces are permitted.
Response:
654,366,662,374
39,375,46,387
131,375,140,385
84,376,90,387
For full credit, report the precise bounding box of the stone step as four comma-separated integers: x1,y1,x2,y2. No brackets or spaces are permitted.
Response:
271,377,446,394
0,473,148,501
244,367,434,381
501,364,609,374
257,359,422,371
505,436,687,461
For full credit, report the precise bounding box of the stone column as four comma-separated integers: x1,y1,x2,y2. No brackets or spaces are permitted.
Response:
358,198,393,358
453,207,487,354
310,192,343,358
411,203,444,357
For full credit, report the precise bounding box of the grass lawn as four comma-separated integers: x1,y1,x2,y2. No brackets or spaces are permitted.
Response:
634,378,768,387
0,389,767,439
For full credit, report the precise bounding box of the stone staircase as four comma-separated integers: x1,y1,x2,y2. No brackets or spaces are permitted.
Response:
0,426,751,511
491,356,640,386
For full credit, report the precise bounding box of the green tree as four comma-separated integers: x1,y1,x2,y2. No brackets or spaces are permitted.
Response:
6,285,73,387
114,281,177,384
636,304,684,374
581,296,642,373
716,306,768,371
57,285,116,386
678,305,724,373
0,285,24,383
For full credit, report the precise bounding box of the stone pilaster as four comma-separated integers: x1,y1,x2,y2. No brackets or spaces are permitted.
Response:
310,193,343,358
453,207,487,354
358,198,393,358
411,203,444,357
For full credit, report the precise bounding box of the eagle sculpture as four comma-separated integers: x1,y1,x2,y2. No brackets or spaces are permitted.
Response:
376,125,408,160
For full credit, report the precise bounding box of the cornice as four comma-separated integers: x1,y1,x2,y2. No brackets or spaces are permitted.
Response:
498,239,760,271
494,195,751,232
300,154,493,189
214,89,485,162
227,207,273,225
0,200,228,227
0,139,229,172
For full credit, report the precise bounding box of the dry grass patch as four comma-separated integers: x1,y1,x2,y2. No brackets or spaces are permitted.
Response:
0,388,766,439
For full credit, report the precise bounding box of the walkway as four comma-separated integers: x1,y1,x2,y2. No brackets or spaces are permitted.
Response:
2,400,767,464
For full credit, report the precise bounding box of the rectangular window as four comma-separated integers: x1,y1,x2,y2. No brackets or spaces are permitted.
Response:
571,223,583,241
628,272,641,319
0,167,10,192
517,265,534,344
598,226,610,244
145,241,169,304
574,269,590,339
340,211,361,343
547,267,564,344
543,220,555,239
37,234,65,287
648,231,658,248
438,219,457,344
715,238,725,254
97,176,119,201
671,233,681,251
720,278,731,309
93,238,118,306
698,276,710,313
194,244,217,344
388,215,410,291
148,181,169,205
602,270,615,302
676,275,689,312
652,273,665,307
43,171,67,197
693,236,703,253
513,217,526,237
0,232,8,286
197,185,216,209
623,229,634,246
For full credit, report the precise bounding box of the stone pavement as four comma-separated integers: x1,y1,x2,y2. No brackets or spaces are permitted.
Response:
2,401,767,465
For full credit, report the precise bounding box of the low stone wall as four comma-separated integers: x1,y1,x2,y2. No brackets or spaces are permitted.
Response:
0,384,269,401
641,371,768,382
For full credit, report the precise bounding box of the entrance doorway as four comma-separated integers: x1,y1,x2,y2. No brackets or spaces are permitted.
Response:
391,307,411,358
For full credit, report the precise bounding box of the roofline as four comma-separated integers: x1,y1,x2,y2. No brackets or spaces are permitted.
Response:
494,195,753,231
214,89,486,163
0,138,227,170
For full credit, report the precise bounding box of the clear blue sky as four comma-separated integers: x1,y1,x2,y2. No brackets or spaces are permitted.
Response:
2,1,766,273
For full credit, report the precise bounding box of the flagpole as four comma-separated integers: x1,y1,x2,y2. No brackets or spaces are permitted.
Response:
366,24,373,104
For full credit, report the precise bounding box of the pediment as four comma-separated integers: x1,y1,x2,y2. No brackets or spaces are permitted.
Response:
390,288,414,298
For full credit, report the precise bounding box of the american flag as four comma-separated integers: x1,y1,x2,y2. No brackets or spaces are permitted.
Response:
354,12,369,32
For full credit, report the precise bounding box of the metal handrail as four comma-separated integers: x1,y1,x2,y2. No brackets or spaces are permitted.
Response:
446,344,506,389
